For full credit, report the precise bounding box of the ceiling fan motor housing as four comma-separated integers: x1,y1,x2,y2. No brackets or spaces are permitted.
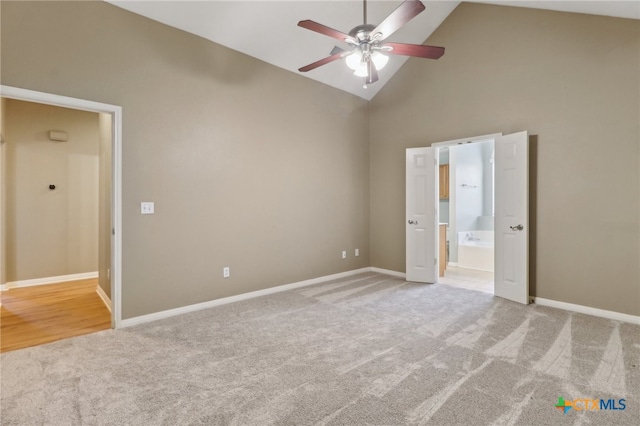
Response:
348,24,379,61
348,24,376,41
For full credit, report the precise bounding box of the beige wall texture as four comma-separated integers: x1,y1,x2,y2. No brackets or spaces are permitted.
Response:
370,3,639,315
4,99,100,282
0,1,370,318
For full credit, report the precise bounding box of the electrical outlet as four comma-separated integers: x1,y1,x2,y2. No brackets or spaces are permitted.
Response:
341,250,347,259
223,267,230,278
355,248,359,257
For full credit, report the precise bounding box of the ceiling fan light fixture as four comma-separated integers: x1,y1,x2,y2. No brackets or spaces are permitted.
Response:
345,51,363,70
353,61,369,77
371,51,389,70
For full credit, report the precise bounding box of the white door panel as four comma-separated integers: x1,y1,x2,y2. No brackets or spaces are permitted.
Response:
494,131,529,304
406,147,437,283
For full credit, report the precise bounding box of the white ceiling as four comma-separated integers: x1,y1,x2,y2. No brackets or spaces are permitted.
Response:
106,1,640,101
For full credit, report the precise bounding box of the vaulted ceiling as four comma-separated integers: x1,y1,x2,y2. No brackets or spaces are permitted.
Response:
106,1,639,100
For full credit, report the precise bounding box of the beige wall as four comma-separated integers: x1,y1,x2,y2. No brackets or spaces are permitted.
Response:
4,1,635,318
4,99,100,282
0,1,370,318
98,113,112,298
370,3,639,315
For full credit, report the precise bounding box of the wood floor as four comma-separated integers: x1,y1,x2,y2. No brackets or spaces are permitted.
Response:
0,278,111,353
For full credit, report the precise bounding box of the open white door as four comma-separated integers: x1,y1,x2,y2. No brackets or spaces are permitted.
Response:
494,131,529,304
406,147,438,283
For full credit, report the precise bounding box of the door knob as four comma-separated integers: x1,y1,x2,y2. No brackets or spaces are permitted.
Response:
408,220,419,225
510,224,523,231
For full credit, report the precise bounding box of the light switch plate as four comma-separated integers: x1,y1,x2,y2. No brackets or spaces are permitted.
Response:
141,202,154,214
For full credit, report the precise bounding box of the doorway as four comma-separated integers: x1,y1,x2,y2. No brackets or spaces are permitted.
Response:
0,85,122,329
406,131,529,305
438,140,495,294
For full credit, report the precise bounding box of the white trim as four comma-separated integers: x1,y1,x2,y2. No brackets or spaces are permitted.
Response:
96,284,112,313
533,297,640,325
3,272,98,290
431,133,502,148
370,267,406,279
1,86,117,115
120,268,371,328
111,103,123,329
1,85,122,329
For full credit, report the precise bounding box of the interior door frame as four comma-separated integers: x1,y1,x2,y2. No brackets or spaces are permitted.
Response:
1,85,123,328
431,133,501,287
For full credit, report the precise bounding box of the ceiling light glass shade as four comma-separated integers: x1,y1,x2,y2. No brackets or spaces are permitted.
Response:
371,51,389,70
345,51,362,70
353,61,369,77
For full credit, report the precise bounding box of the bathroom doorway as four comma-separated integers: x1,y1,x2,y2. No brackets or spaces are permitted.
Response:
437,139,495,294
406,131,529,304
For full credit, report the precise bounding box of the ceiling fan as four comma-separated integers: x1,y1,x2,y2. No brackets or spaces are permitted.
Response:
297,0,445,88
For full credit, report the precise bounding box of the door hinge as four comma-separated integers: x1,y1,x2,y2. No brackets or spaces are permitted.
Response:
112,228,115,235
434,258,437,265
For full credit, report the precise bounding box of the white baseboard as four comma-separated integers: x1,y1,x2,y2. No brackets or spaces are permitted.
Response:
371,269,639,325
2,271,99,290
370,267,406,278
533,297,640,325
117,266,640,329
96,284,112,313
120,268,372,328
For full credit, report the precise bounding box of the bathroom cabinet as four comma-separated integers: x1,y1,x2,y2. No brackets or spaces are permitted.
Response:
439,164,449,199
439,224,447,277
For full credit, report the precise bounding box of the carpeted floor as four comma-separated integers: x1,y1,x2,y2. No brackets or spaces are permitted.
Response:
1,272,638,425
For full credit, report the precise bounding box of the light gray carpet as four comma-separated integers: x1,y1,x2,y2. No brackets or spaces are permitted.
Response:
1,272,639,425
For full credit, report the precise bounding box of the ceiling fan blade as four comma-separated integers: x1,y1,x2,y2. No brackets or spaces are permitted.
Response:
298,52,345,72
371,0,426,41
366,61,379,85
298,20,356,44
383,42,445,59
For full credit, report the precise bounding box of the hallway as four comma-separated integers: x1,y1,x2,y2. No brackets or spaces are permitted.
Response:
0,279,111,352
